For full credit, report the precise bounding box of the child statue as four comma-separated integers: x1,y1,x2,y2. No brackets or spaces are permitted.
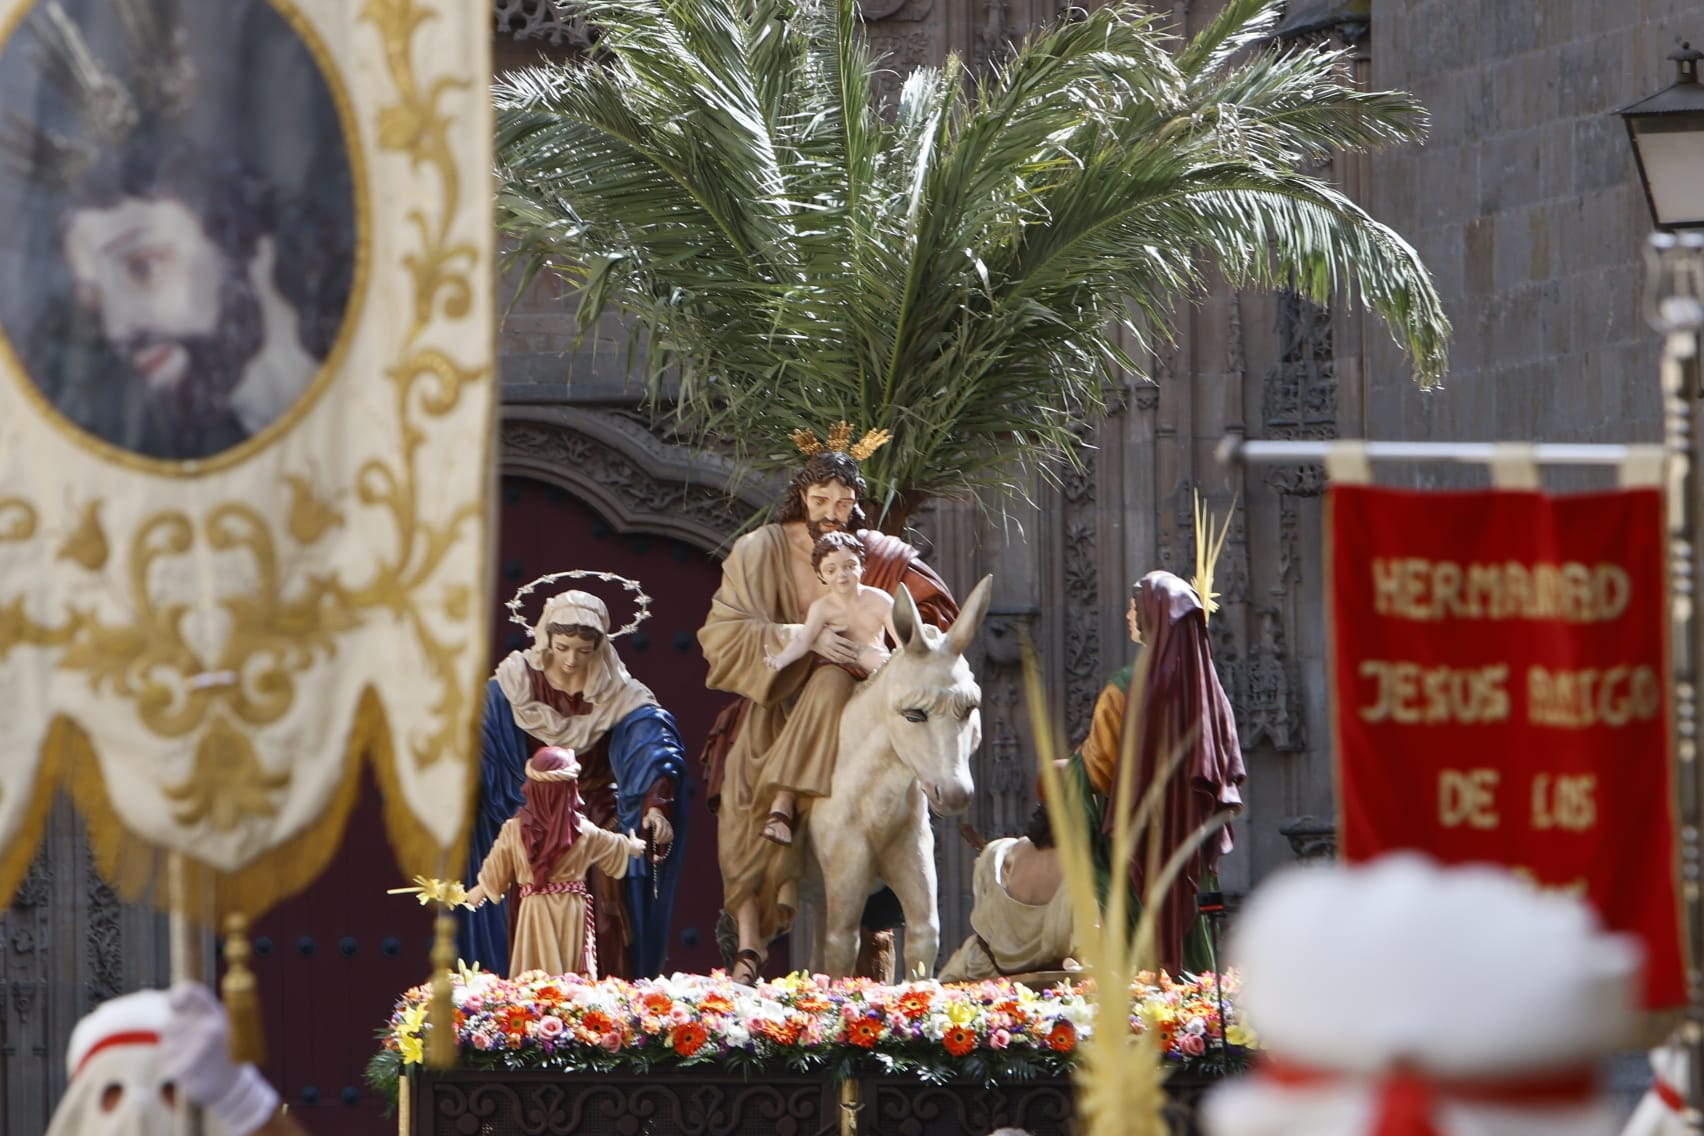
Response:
466,746,646,978
757,530,898,846
765,531,898,673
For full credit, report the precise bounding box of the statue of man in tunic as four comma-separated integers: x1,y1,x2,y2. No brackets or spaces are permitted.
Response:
698,439,958,982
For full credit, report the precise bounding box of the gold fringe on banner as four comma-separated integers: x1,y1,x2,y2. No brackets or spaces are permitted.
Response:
12,684,480,927
0,726,62,910
221,913,267,1065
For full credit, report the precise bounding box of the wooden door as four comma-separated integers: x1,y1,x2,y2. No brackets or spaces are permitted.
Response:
245,475,730,1134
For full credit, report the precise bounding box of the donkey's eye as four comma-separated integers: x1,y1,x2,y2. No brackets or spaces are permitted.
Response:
901,708,929,724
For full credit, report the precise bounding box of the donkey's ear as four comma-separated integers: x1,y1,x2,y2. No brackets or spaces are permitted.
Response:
893,584,928,653
943,575,994,657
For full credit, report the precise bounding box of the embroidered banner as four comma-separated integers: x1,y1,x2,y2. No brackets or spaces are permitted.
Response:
1329,485,1684,1008
0,0,492,919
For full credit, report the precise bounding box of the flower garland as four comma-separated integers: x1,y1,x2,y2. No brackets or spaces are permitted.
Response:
367,966,1255,1101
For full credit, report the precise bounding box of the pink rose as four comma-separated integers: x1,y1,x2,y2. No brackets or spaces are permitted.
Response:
1179,1033,1205,1057
670,1006,694,1026
463,995,484,1013
599,1030,623,1052
472,1033,494,1051
989,1029,1011,1050
537,1016,565,1039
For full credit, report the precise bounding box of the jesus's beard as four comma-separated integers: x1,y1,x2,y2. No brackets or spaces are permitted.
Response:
807,518,848,543
119,268,265,457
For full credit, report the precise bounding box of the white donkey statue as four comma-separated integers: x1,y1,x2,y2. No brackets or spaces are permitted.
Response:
806,574,994,979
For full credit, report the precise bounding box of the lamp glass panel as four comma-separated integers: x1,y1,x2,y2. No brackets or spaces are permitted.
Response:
1634,122,1704,225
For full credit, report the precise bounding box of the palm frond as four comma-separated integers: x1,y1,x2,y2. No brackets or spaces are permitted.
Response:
494,0,1450,529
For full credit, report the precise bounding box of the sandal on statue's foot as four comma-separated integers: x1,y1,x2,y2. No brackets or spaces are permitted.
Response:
760,809,794,846
731,948,765,986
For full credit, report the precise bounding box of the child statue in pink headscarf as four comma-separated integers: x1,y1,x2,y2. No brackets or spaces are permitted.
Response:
467,746,646,978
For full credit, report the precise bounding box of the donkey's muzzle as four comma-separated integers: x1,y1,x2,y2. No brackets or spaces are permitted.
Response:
926,778,974,816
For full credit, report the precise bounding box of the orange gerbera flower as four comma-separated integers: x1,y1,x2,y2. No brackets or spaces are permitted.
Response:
1047,1021,1077,1053
641,991,674,1015
534,985,566,1005
701,993,734,1014
753,1018,789,1044
580,1010,614,1035
673,1021,710,1057
942,1025,977,1057
794,995,831,1013
846,1016,884,1049
896,989,933,1019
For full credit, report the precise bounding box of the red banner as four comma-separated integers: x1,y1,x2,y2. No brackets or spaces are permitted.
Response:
1329,484,1683,1008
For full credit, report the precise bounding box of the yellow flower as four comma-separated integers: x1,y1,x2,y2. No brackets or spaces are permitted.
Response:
945,1001,977,1026
396,1003,428,1065
1226,1024,1259,1048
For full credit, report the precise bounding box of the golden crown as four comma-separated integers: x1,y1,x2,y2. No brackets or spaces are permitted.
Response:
789,421,892,462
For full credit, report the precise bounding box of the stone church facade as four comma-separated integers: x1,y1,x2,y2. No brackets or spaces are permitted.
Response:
2,1,1690,1129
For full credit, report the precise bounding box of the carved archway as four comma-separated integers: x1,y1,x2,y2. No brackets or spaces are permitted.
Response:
500,406,775,554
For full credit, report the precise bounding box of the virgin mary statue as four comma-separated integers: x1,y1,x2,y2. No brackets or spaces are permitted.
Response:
459,587,688,977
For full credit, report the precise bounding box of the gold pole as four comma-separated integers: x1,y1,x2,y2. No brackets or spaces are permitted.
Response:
838,1078,860,1136
168,852,206,1136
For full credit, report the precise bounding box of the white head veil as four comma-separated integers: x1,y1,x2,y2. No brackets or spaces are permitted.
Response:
46,990,230,1136
496,588,658,751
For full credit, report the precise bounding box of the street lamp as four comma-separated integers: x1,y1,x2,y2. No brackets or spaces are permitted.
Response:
1626,39,1704,1136
1619,43,1704,229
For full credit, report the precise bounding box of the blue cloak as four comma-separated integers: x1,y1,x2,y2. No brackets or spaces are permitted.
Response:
457,676,690,977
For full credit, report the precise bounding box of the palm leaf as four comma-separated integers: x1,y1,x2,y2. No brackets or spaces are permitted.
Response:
494,0,1450,531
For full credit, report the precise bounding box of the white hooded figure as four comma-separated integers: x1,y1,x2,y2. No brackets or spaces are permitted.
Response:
1620,1039,1689,1136
44,983,282,1136
1203,854,1642,1136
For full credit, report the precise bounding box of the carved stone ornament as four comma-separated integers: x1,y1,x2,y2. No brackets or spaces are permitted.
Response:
979,609,1040,831
493,0,597,51
1237,607,1301,752
500,406,774,554
1278,815,1338,864
1060,425,1102,743
1262,290,1336,443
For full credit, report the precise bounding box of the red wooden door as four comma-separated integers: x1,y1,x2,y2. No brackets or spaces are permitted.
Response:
245,475,730,1133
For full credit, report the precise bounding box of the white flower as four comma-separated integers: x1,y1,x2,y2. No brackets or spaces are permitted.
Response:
1060,1000,1095,1029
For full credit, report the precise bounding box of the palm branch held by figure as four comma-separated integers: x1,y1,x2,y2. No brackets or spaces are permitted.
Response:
493,0,1449,533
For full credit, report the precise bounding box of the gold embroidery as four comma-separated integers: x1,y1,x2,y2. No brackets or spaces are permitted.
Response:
57,500,109,571
163,716,292,832
0,497,36,542
285,475,344,544
346,0,488,768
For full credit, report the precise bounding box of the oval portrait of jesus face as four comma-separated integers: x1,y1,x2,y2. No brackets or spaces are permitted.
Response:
0,0,360,466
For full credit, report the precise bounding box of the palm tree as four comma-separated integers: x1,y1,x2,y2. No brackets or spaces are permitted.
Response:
494,0,1448,533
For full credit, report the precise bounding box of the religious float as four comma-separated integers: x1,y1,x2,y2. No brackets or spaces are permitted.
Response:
368,967,1252,1136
